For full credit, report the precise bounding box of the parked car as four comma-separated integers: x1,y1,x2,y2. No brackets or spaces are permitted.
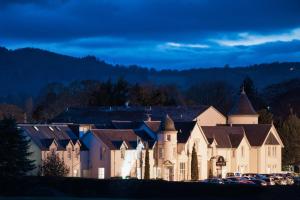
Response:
222,178,239,184
243,173,258,178
262,177,275,186
226,177,255,185
247,177,268,186
272,175,287,185
293,176,300,186
202,178,224,184
226,172,242,178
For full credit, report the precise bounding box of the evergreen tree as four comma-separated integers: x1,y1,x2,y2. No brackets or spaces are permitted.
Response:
240,76,265,110
0,118,35,176
144,147,150,180
278,112,300,166
258,109,273,124
41,152,69,177
191,144,199,181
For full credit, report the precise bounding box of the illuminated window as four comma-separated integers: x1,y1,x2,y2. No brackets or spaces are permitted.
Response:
179,162,186,180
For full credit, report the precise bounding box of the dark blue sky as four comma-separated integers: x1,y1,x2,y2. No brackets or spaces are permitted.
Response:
1,0,300,69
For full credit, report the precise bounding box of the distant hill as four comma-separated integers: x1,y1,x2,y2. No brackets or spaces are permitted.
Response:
0,46,300,96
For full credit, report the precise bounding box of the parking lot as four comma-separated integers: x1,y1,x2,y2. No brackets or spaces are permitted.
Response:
202,172,300,186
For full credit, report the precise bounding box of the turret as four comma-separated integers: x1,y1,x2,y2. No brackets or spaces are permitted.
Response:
228,89,259,124
156,114,178,181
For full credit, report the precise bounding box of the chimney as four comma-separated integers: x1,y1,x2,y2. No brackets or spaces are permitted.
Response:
146,114,152,121
24,113,27,123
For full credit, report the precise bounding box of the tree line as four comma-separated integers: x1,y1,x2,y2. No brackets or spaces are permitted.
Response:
1,77,300,170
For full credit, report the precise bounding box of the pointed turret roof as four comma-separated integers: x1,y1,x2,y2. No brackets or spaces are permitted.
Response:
160,114,176,131
229,89,257,115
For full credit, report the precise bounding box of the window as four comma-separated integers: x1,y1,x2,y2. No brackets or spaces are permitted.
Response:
50,147,56,155
75,148,79,160
121,148,125,159
157,168,161,178
179,162,186,180
173,147,176,158
268,146,271,157
159,148,163,159
67,148,72,160
273,146,277,157
100,147,105,160
241,146,244,157
98,168,105,179
232,150,235,158
167,135,171,141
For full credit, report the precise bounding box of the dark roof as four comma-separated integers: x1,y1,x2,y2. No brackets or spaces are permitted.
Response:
52,105,210,124
19,124,85,150
148,105,210,121
92,129,139,150
111,121,143,129
229,90,257,115
174,121,197,143
265,133,280,145
201,126,245,148
160,114,176,132
144,121,161,132
240,124,272,146
229,133,244,148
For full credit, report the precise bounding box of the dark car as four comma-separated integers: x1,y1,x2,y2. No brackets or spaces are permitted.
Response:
226,177,255,185
223,178,239,184
248,178,267,186
202,178,224,184
293,177,300,186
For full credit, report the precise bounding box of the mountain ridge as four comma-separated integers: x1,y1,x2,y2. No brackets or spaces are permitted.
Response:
0,46,300,96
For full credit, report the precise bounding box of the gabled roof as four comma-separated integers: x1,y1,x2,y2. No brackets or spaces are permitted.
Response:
229,90,257,115
239,124,272,146
19,124,85,150
201,126,245,148
265,132,280,145
91,129,139,150
174,121,197,143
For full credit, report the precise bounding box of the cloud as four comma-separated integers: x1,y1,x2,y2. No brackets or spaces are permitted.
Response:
164,42,209,49
0,0,300,69
215,28,300,46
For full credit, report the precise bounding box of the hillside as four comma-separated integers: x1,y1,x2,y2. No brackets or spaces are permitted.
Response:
0,46,300,96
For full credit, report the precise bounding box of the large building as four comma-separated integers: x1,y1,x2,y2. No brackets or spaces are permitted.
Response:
20,90,284,180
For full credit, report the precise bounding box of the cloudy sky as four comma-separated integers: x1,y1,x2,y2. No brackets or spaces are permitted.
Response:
1,0,300,69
